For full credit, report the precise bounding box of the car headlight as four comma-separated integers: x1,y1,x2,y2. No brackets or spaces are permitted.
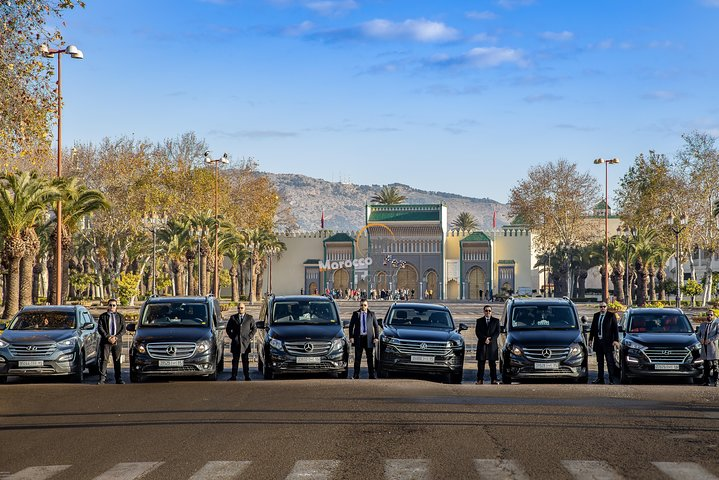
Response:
508,344,523,356
57,339,75,348
690,342,701,351
569,343,582,356
269,338,284,351
135,342,146,354
624,339,646,351
448,339,464,347
330,338,344,352
196,340,211,354
0,338,9,348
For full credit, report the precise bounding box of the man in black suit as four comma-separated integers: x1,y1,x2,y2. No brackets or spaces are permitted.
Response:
348,300,380,379
97,298,126,384
476,305,500,384
226,303,256,381
589,302,620,384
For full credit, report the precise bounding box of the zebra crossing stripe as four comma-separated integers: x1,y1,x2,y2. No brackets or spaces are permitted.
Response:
284,460,340,480
187,461,251,480
652,462,719,480
474,459,530,480
561,460,623,480
91,462,163,480
385,459,430,480
3,465,71,480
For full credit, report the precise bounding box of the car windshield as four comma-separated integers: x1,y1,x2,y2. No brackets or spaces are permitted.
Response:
9,311,76,330
386,308,454,329
627,313,693,333
271,300,338,325
510,305,577,330
140,302,208,327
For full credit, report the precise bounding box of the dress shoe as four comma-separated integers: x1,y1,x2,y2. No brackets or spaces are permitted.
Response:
244,377,251,381
368,374,376,379
352,375,360,379
491,380,499,385
475,380,484,385
592,378,605,384
227,376,237,381
96,380,105,385
116,379,125,384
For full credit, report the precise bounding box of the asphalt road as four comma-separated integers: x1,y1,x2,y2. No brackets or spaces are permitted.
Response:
1,375,718,480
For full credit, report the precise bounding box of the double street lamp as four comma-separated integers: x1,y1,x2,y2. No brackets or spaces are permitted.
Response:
619,225,637,305
142,214,167,296
383,254,406,294
667,213,688,308
41,44,84,304
593,157,620,302
204,151,229,297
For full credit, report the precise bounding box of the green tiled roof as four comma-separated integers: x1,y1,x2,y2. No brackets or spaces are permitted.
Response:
303,259,321,265
368,205,442,223
498,259,516,265
323,233,354,243
460,232,491,243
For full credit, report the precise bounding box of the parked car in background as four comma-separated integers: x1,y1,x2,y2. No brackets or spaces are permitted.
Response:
614,307,703,384
127,295,226,383
0,305,100,383
376,303,467,383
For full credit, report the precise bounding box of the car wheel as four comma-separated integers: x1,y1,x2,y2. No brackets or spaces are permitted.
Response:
130,370,143,383
450,371,463,384
207,369,218,381
0,376,7,384
337,368,349,379
88,360,100,376
216,347,225,373
619,360,632,385
501,361,512,384
257,355,264,374
263,364,274,380
71,353,85,383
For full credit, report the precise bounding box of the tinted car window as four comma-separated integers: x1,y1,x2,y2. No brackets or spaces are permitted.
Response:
510,305,577,330
140,302,208,327
628,313,692,333
10,311,76,330
387,308,454,329
271,300,338,325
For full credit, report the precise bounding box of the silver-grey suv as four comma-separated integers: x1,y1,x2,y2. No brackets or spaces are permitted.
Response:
0,305,101,383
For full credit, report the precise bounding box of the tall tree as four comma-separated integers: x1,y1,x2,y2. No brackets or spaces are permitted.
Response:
451,212,478,231
371,185,406,205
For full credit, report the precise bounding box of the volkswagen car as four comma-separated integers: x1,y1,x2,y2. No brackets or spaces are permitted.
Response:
499,297,588,384
376,303,467,383
0,305,100,383
614,307,702,383
255,295,349,379
127,295,225,382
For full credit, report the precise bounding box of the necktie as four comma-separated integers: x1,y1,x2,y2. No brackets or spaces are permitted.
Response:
110,313,115,336
598,314,605,339
486,317,490,328
240,315,244,324
361,312,367,335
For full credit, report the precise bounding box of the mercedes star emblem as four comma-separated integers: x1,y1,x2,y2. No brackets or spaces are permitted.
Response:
166,345,176,356
303,343,314,352
542,348,552,358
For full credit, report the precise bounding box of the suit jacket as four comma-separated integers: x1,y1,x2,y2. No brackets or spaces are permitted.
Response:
697,319,719,361
348,309,380,348
226,313,257,354
475,316,500,361
98,311,126,344
589,311,619,350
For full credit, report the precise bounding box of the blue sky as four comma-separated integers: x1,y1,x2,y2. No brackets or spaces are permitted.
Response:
57,0,719,203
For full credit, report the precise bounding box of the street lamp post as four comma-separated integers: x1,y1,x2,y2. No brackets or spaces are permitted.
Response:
204,151,229,297
194,228,202,295
619,226,636,305
667,213,688,308
593,157,620,303
383,254,406,298
142,214,167,296
40,44,84,304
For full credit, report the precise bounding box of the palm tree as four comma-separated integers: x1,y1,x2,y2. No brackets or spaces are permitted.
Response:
255,232,286,297
157,218,192,295
188,211,215,295
220,229,250,302
451,211,478,231
651,246,674,301
0,172,58,318
370,185,406,205
632,228,659,307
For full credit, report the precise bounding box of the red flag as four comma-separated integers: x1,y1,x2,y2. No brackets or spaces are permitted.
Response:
321,208,325,229
492,209,496,229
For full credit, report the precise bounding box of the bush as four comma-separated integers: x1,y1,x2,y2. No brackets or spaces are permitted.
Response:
607,300,626,313
643,301,665,308
681,279,703,297
116,273,142,306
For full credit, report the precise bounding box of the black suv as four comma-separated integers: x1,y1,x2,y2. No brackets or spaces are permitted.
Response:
376,303,467,383
127,296,225,382
499,297,588,383
614,307,702,384
255,295,349,379
0,305,100,383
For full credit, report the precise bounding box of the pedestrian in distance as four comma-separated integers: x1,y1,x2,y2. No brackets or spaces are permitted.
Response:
476,305,500,384
226,303,256,381
348,299,380,379
97,298,126,384
697,310,719,386
589,302,620,384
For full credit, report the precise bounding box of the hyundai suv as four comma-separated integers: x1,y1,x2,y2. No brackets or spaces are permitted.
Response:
499,297,588,383
614,307,702,384
127,296,225,382
255,295,349,379
376,303,467,383
0,305,100,383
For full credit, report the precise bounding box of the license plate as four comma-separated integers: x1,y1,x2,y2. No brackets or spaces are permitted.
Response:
535,362,559,370
411,355,435,363
18,360,43,367
655,364,680,370
158,360,184,367
296,357,321,364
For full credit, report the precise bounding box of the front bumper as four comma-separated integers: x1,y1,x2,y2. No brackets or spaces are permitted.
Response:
506,352,586,379
130,351,216,376
266,349,348,374
621,350,703,378
378,346,464,374
0,351,77,377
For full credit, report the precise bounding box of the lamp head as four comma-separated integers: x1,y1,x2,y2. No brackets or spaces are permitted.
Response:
607,158,619,164
680,213,688,225
593,158,603,164
221,153,229,164
39,44,53,57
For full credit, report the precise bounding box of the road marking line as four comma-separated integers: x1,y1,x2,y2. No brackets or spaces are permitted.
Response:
188,461,251,480
3,465,71,480
474,459,530,480
285,460,340,480
561,460,623,480
385,459,430,480
91,462,163,480
652,462,719,480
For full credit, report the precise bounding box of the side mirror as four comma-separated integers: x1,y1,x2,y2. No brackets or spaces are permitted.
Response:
695,326,700,334
218,320,227,330
255,321,266,330
458,323,469,331
126,323,136,333
617,325,624,333
82,323,95,330
342,320,350,328
582,324,591,333
500,325,506,334
0,323,6,331
580,315,587,323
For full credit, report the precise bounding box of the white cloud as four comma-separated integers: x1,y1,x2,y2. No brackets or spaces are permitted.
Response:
360,19,460,43
539,31,574,41
465,47,526,67
305,0,358,16
497,0,535,9
466,11,497,20
470,33,498,43
284,21,315,36
700,0,719,6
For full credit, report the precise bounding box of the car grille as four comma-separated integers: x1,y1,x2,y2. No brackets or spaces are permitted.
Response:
285,341,331,356
8,342,57,358
147,342,196,359
644,347,690,363
393,339,451,356
524,347,570,362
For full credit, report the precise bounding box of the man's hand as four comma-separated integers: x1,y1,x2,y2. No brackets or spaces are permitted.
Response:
350,339,354,346
373,338,377,344
109,336,117,345
612,341,620,349
485,338,490,345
